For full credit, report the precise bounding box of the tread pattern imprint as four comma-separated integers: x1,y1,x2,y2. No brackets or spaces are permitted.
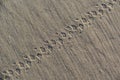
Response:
0,0,120,80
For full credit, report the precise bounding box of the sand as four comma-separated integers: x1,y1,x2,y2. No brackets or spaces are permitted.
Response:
0,0,120,80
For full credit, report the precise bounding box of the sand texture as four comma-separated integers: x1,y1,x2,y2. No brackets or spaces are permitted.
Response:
0,0,120,80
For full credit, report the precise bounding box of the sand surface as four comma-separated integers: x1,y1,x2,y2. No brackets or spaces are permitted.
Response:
0,0,120,80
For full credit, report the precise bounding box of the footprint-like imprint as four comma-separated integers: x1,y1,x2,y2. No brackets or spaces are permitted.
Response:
0,70,13,80
29,54,36,61
15,68,21,75
1,1,118,80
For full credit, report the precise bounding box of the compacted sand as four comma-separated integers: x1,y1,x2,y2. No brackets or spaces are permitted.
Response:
0,0,120,80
